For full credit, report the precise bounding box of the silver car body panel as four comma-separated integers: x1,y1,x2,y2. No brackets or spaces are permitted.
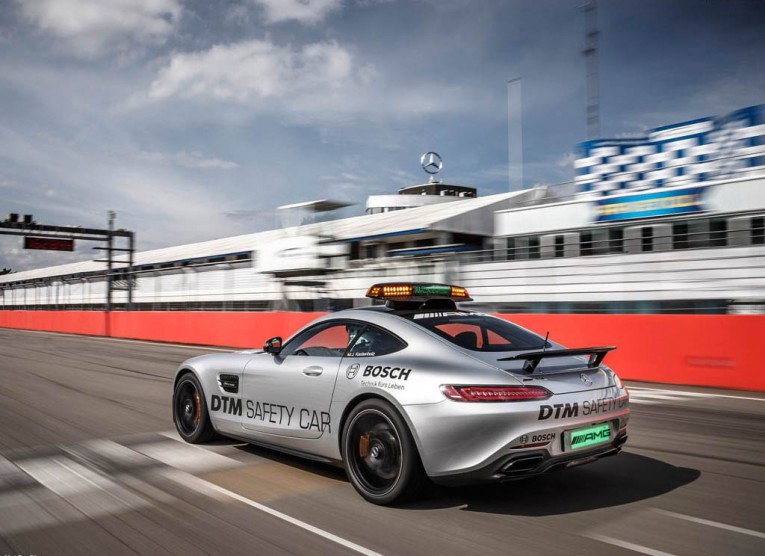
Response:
176,307,630,480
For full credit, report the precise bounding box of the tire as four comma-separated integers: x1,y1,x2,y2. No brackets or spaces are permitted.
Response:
173,372,218,444
341,399,426,505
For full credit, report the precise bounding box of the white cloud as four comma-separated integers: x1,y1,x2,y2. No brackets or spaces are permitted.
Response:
148,39,359,103
556,151,576,168
16,0,182,57
136,150,239,169
140,38,475,123
248,0,342,25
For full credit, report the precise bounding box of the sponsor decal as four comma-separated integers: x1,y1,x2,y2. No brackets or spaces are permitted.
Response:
413,311,477,320
594,186,705,222
362,365,412,381
346,363,360,379
210,394,242,416
360,379,405,391
538,403,579,420
538,396,628,420
210,395,330,433
516,432,555,446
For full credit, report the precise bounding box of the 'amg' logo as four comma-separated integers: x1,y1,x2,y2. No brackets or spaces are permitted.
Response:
572,429,610,445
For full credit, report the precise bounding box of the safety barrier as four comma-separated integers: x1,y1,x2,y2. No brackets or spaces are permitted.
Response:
1,311,762,391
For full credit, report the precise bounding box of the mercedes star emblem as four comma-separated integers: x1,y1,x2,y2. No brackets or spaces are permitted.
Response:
580,373,593,386
420,151,443,175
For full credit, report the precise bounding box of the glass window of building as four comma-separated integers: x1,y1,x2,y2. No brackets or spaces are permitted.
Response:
710,218,727,247
673,222,689,249
528,237,540,259
641,227,653,252
554,235,565,258
752,217,764,245
608,228,624,253
581,231,593,256
506,238,516,260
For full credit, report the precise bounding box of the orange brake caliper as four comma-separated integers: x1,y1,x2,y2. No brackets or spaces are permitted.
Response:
194,393,202,426
359,433,370,457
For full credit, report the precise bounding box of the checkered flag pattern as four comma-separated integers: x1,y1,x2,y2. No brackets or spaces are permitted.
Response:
575,105,765,196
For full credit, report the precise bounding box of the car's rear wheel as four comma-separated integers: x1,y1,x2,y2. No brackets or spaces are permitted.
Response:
173,373,217,443
342,399,425,505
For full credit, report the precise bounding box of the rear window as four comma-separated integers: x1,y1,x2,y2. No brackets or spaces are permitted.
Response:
404,311,550,352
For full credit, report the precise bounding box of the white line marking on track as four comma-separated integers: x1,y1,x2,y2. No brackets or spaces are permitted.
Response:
15,456,149,518
630,393,687,401
653,508,765,539
199,479,384,556
587,534,676,556
153,433,381,555
628,386,764,402
133,440,242,474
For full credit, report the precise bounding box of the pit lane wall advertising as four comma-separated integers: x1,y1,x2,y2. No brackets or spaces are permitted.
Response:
0,311,763,392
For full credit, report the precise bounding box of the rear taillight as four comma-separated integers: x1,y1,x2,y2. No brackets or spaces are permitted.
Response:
440,385,552,402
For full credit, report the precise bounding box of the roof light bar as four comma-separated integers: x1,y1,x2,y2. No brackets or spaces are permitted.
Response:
365,282,472,301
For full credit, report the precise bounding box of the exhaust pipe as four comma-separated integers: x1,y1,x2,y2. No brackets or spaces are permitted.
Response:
501,455,545,474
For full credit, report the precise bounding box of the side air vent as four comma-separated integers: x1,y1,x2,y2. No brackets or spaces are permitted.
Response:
218,374,239,393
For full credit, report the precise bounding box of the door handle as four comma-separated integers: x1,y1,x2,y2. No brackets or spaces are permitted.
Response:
302,366,323,377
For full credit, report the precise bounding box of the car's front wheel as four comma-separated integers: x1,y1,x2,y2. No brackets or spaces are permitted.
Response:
342,399,426,505
173,372,217,443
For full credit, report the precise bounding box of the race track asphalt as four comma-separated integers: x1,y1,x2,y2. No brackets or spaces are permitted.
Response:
0,328,763,556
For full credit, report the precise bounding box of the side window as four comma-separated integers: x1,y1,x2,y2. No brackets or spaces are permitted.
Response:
346,325,407,357
281,322,362,357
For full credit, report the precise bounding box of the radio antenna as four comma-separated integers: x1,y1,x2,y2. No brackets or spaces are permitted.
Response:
543,331,550,352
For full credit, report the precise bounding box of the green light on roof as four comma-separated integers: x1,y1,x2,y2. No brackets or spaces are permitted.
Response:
412,285,451,296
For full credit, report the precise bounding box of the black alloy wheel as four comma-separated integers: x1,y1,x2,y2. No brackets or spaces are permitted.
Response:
342,399,426,505
173,373,217,443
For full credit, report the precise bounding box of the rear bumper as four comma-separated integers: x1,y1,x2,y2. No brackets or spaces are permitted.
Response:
402,388,630,479
431,431,628,486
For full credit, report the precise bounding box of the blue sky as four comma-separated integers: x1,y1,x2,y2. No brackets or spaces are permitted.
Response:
1,0,764,271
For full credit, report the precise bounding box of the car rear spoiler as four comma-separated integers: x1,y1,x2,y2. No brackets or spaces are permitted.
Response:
498,346,616,374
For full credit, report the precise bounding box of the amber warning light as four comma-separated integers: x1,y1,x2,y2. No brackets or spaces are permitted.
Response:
24,236,75,252
365,283,472,301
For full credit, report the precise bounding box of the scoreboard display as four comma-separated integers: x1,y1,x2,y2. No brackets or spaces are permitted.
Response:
23,236,75,252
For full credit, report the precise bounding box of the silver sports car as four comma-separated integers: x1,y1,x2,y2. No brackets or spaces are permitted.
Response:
173,283,629,505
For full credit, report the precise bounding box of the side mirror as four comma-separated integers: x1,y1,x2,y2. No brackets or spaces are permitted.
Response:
263,336,282,354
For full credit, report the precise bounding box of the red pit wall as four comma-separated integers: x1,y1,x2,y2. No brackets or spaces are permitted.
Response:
0,311,325,350
0,311,763,391
498,314,765,392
